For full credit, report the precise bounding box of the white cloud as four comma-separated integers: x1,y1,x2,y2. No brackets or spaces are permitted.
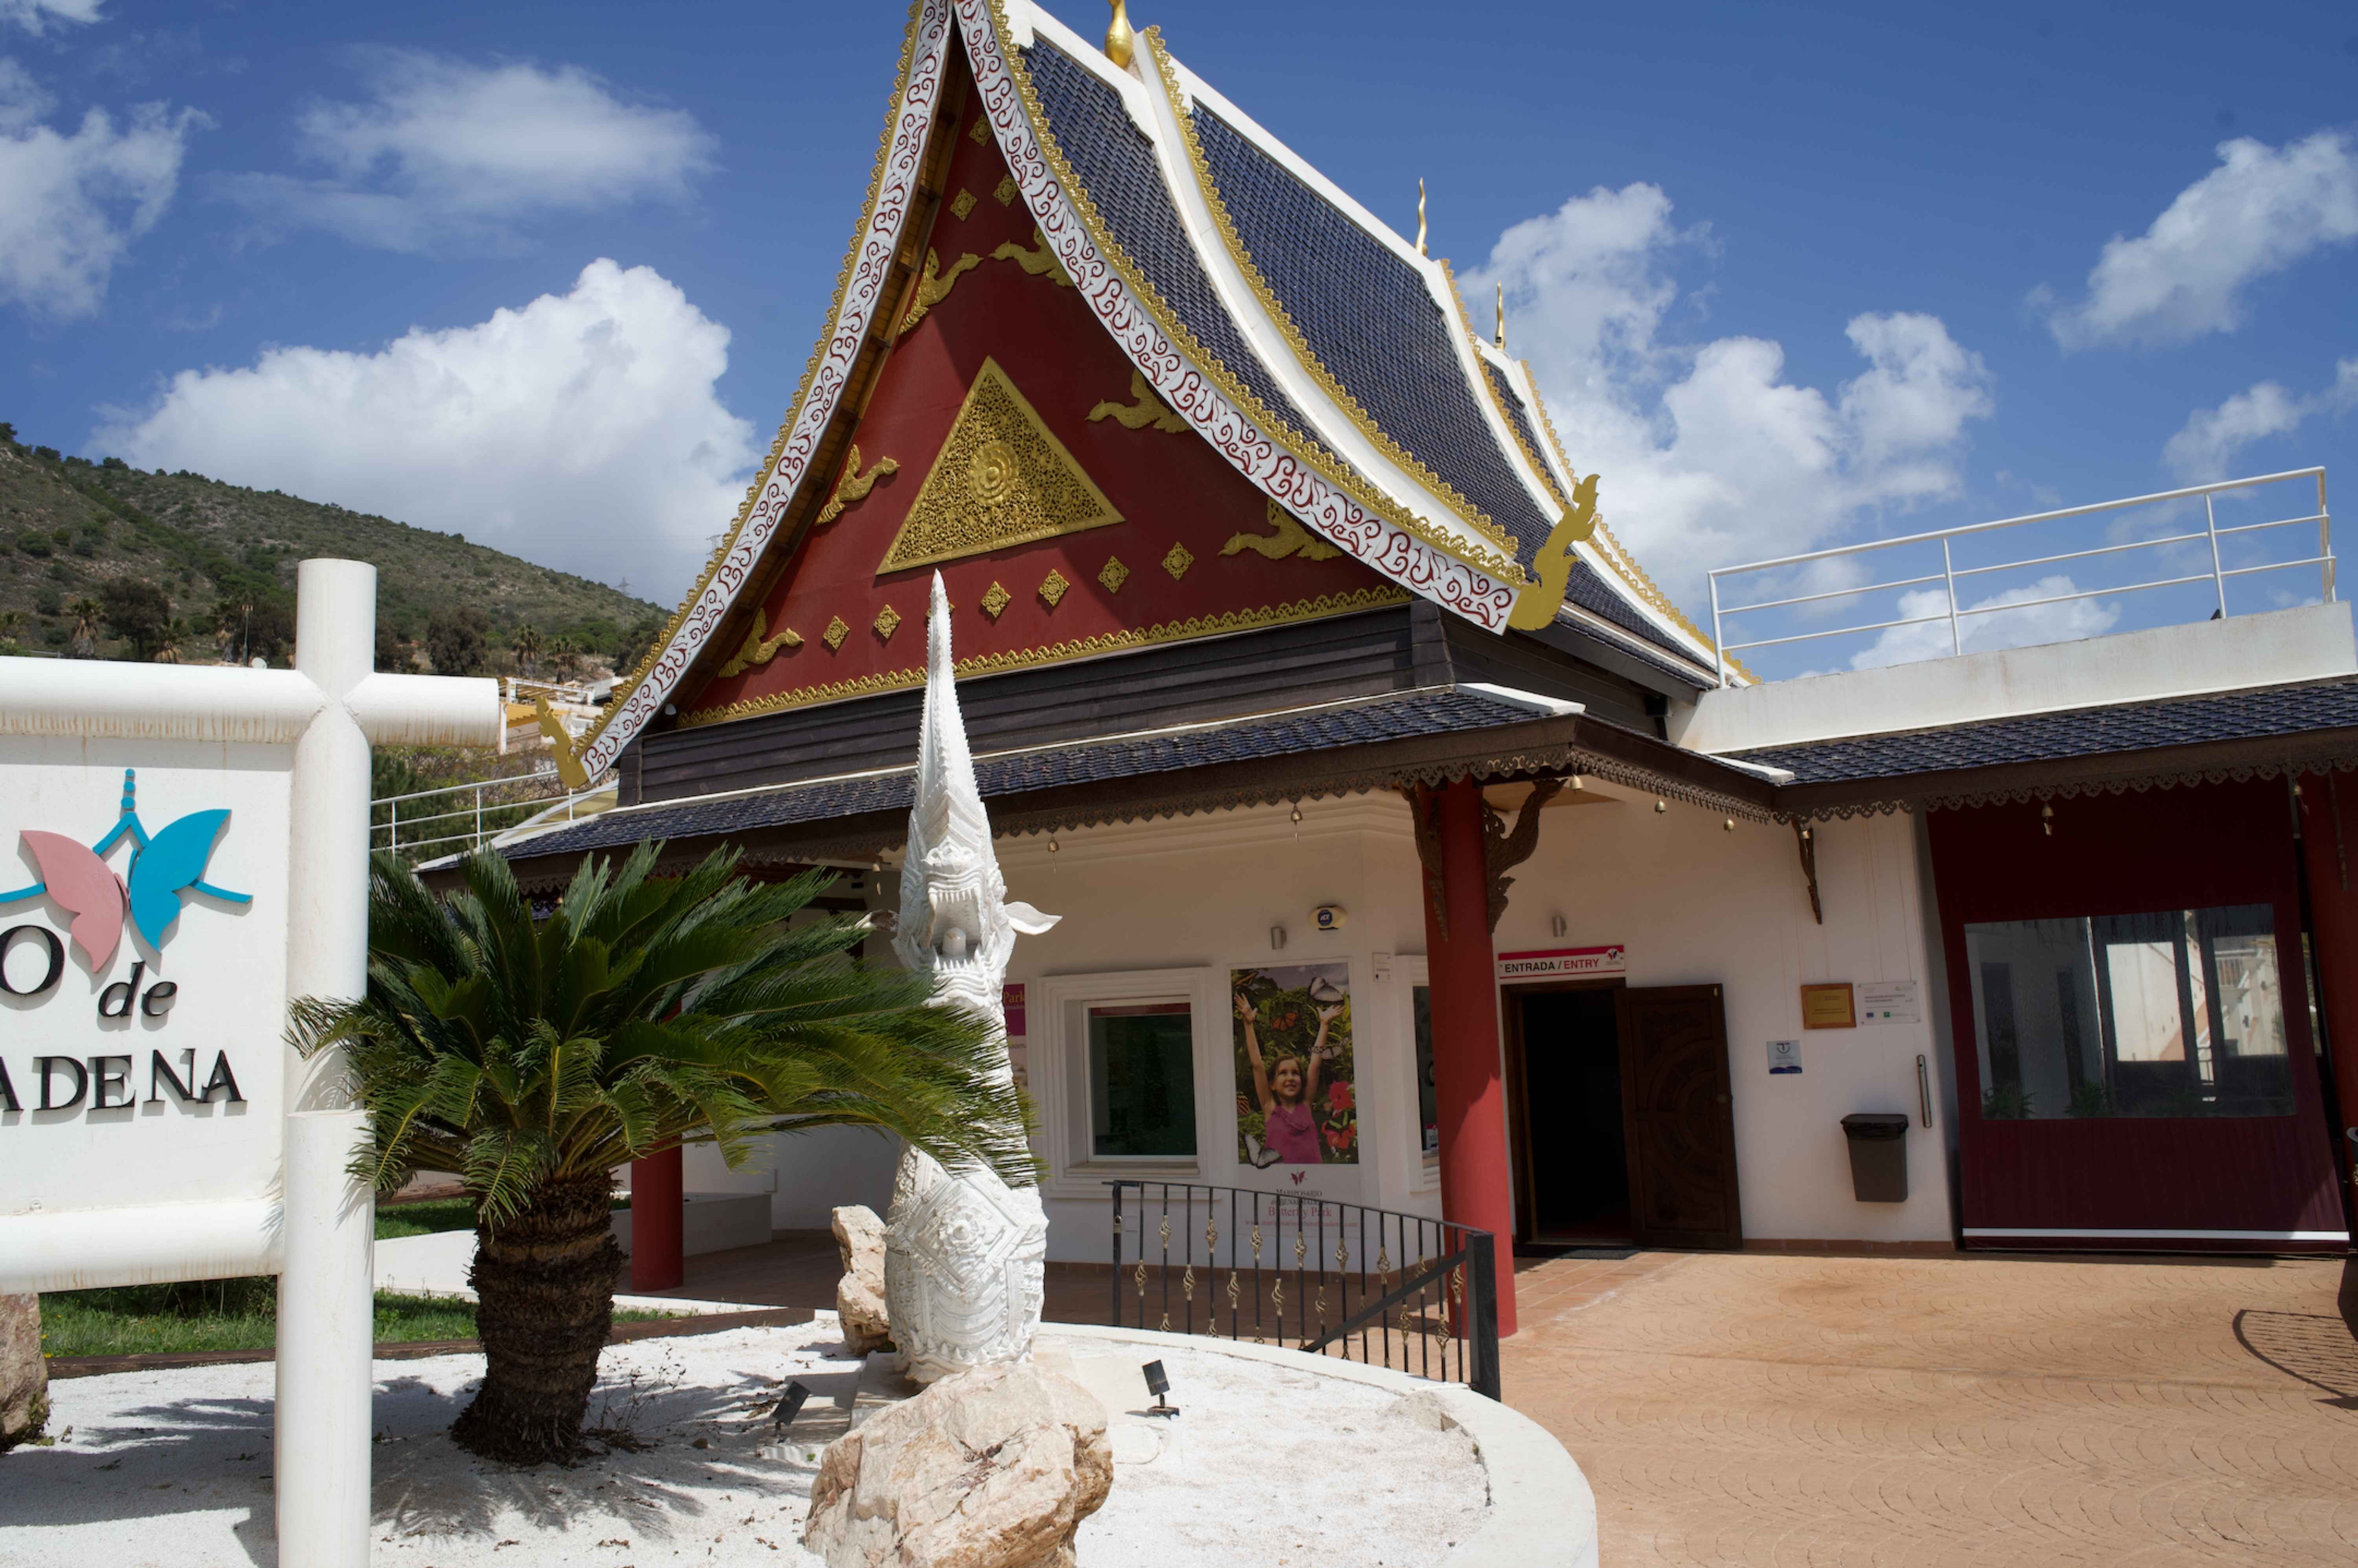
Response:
96,259,757,597
219,50,713,253
1465,184,1993,606
2163,358,2358,482
0,0,103,35
0,59,200,319
2042,132,2358,349
1845,575,2121,670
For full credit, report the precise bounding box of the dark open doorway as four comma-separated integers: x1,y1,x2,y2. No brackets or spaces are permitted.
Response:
1504,982,1744,1250
1504,984,1633,1244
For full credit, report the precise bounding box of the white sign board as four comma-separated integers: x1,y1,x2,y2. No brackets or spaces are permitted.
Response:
1767,1039,1803,1074
1497,944,1626,981
2,747,290,1270
1857,980,1922,1025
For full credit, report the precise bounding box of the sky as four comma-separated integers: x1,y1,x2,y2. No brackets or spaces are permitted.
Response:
3,0,2353,676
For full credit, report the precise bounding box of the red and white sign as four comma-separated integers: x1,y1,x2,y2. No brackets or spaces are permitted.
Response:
1497,945,1626,981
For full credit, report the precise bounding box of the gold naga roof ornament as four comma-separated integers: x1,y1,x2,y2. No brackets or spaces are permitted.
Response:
1416,178,1427,257
1495,285,1506,351
1223,499,1343,563
1104,0,1136,69
1507,472,1601,631
717,609,803,677
817,443,901,525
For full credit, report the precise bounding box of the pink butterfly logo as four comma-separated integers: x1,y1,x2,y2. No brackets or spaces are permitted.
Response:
18,831,126,971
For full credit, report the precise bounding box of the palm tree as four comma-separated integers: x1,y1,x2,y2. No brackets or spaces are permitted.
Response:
65,598,101,659
511,622,544,680
293,843,1030,1465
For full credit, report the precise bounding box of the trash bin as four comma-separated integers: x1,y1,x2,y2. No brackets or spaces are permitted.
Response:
1840,1113,1911,1203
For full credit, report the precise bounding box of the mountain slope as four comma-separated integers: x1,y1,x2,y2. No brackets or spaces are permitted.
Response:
0,433,663,666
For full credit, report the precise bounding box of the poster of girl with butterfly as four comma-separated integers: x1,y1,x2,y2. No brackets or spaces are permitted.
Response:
1232,963,1358,1166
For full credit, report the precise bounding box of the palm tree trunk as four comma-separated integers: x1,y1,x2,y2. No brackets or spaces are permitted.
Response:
452,1172,622,1463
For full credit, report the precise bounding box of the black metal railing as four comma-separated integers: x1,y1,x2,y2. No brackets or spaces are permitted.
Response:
1106,1180,1499,1399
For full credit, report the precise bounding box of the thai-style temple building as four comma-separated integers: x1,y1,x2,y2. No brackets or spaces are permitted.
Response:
494,0,2358,1333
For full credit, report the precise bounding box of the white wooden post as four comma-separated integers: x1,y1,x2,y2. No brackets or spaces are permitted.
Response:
0,558,500,1568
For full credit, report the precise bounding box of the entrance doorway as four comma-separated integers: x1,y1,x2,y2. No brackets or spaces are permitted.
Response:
1504,982,1743,1250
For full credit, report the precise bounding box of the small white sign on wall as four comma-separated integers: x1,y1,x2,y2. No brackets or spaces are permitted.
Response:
1767,1039,1803,1074
1858,980,1922,1024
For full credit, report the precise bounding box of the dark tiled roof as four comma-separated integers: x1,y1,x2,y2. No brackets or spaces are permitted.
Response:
1563,560,1708,672
1482,361,1551,483
1735,680,2358,785
507,688,1545,859
1191,106,1556,565
1024,43,1320,448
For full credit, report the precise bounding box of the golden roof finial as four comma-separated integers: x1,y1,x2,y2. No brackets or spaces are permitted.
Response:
1104,0,1135,68
1415,178,1427,257
1495,284,1506,350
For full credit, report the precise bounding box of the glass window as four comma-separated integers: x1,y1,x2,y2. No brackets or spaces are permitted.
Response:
1412,984,1439,1158
1965,905,2291,1120
1086,1002,1197,1158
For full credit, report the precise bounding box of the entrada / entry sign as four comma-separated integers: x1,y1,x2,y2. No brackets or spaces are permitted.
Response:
1497,944,1626,980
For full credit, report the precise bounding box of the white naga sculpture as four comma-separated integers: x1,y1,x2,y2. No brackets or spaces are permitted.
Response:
883,572,1059,1382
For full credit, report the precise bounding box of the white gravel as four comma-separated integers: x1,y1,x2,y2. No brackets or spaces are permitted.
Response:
0,1325,1488,1567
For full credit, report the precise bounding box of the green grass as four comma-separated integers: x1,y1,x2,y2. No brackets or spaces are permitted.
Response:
374,1199,478,1241
40,1272,671,1359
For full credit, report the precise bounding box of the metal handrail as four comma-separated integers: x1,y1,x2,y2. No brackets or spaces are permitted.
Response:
371,768,616,857
1106,1179,1500,1399
1706,467,2331,685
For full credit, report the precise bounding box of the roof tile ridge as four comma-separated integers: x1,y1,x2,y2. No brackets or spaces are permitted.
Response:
1143,29,1524,568
1519,370,1747,677
1437,259,1572,516
572,0,939,768
985,4,1528,590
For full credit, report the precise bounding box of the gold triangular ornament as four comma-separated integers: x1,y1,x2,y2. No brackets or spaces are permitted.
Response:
875,356,1123,575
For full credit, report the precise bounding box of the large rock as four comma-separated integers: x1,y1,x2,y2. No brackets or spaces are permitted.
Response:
804,1363,1111,1568
0,1294,47,1450
834,1204,893,1355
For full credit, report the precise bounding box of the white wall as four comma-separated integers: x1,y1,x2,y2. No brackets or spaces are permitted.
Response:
1491,783,1952,1244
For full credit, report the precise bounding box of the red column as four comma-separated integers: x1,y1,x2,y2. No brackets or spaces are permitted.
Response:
2298,778,2358,1206
629,1146,685,1293
1418,777,1518,1336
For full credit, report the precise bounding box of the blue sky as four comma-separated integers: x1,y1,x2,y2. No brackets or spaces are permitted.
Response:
3,0,2352,675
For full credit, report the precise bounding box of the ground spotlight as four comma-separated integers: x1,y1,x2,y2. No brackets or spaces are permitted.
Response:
1141,1359,1177,1417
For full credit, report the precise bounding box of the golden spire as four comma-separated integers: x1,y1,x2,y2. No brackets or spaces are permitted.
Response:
1495,284,1506,350
1415,178,1427,256
1104,0,1135,68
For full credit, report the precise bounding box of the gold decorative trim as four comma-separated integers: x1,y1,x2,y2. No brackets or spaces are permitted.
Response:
874,604,904,640
1438,259,1570,515
1038,568,1071,607
994,173,1018,205
1160,541,1195,580
982,580,1012,619
575,0,942,770
876,356,1123,575
1144,32,1524,566
823,616,850,652
968,114,990,145
981,7,1529,591
680,587,1410,728
1087,368,1189,432
899,249,980,334
1098,555,1130,592
1223,498,1342,561
949,188,978,221
718,610,804,677
992,226,1074,286
816,443,902,525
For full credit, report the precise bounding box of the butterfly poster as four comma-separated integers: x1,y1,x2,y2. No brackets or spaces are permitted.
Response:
1231,962,1357,1167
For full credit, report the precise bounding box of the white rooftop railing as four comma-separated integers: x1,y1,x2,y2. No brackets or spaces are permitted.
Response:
1706,467,2332,687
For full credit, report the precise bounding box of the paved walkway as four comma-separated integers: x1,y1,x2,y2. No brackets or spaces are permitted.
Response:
1506,1249,2358,1567
648,1234,2358,1563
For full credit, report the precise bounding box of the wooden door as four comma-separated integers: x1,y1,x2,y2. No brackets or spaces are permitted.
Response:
1616,985,1743,1249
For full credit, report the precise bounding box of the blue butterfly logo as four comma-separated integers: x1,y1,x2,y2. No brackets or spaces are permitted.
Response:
1,768,248,953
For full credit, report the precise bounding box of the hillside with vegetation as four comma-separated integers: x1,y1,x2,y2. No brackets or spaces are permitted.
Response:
0,425,667,673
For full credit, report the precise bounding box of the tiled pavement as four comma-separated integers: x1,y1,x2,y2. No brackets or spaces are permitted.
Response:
655,1237,2358,1565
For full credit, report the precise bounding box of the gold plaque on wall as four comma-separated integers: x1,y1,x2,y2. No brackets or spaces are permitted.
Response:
874,357,1124,576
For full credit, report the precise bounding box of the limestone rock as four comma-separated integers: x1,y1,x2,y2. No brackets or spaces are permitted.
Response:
834,1204,893,1354
804,1362,1111,1568
0,1293,48,1450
